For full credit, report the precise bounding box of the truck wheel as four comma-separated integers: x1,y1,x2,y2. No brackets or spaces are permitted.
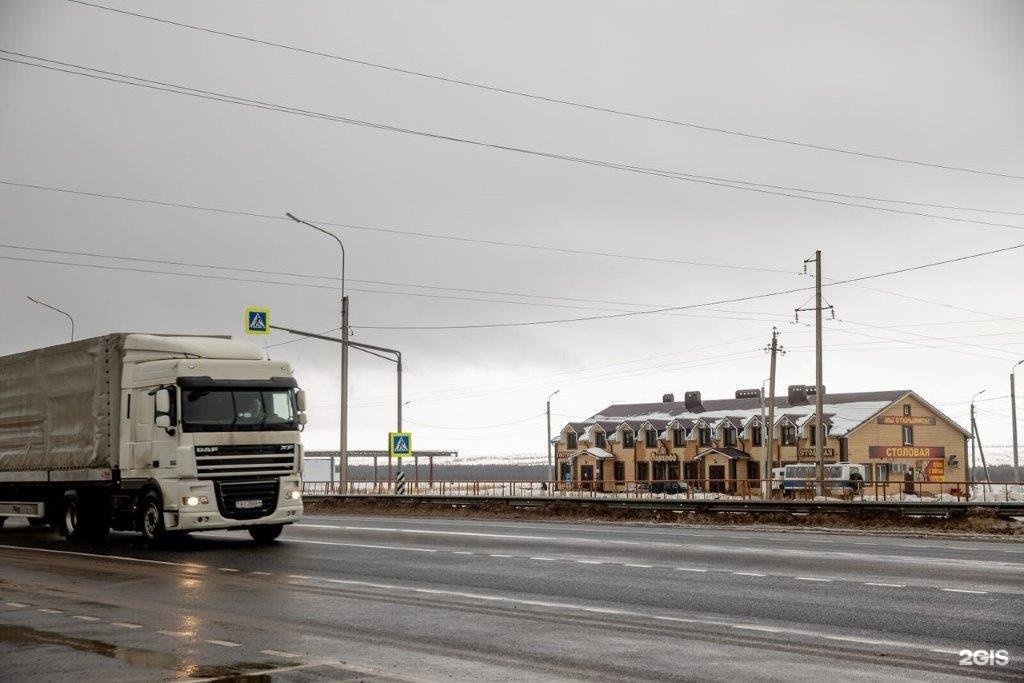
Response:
248,524,283,544
60,492,85,540
139,492,166,544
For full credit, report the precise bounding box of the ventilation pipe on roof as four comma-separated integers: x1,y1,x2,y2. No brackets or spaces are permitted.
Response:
684,391,702,411
788,385,810,405
662,393,675,403
735,389,762,399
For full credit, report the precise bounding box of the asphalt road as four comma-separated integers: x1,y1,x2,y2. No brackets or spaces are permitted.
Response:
1,513,1022,681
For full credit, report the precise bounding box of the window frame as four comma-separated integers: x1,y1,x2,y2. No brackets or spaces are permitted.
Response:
595,430,606,449
645,428,657,448
698,427,712,447
902,425,914,446
566,431,578,450
724,427,737,447
903,404,912,416
622,430,635,448
672,428,685,448
781,425,796,446
751,425,762,447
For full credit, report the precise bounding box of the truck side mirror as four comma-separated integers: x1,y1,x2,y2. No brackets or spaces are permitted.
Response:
297,413,308,426
152,387,176,434
155,414,171,428
295,389,307,413
155,389,170,415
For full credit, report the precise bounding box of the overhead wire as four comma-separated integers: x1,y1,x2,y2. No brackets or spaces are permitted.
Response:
66,0,1024,181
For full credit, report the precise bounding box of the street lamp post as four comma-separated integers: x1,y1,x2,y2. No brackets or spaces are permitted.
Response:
27,296,74,342
286,212,348,493
1012,360,1023,482
546,390,560,484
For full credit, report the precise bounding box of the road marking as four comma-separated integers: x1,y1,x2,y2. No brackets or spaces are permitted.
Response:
823,635,900,647
250,571,272,576
575,560,602,564
733,572,765,577
864,582,905,588
284,539,438,553
218,568,240,572
0,544,207,569
452,551,474,555
72,615,100,621
37,608,63,614
295,523,342,529
489,554,513,558
287,574,311,579
4,602,28,608
111,622,143,629
157,630,194,638
530,557,557,561
676,567,707,572
624,564,652,568
931,648,960,655
941,588,987,594
734,624,780,632
206,639,241,647
261,649,302,658
795,577,832,582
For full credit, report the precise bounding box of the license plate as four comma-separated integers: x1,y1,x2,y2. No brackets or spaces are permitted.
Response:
235,499,262,509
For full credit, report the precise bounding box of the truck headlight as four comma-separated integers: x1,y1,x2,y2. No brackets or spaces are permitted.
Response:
182,496,208,506
287,490,301,500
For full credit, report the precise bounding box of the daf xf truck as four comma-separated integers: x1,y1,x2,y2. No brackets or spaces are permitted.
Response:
0,333,306,544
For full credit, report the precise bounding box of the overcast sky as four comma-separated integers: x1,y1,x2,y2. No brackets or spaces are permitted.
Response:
2,0,1022,463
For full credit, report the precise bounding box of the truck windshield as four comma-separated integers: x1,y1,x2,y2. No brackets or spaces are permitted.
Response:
181,389,297,432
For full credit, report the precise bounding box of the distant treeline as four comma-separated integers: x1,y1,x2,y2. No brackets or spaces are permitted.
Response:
970,464,1022,482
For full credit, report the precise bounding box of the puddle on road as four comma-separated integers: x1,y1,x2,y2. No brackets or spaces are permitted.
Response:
0,624,293,679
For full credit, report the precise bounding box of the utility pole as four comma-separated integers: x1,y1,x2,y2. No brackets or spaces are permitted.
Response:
760,376,770,497
970,390,992,497
287,213,348,493
1012,360,1023,482
547,390,560,483
764,328,781,479
797,252,832,495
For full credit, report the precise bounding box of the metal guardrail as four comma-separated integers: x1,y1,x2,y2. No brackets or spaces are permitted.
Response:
301,478,1024,517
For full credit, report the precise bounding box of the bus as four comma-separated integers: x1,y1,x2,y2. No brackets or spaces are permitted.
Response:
775,463,867,497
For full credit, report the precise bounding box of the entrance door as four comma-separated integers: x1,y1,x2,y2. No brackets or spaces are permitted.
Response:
652,461,667,491
903,469,915,495
580,464,594,490
709,465,726,493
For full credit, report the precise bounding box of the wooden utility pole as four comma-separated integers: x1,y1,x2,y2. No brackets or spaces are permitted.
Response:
813,251,825,494
766,328,780,472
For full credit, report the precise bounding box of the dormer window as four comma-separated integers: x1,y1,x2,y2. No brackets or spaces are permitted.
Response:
623,430,635,448
595,431,606,448
699,427,712,447
566,431,577,449
673,428,685,448
781,425,796,445
724,427,736,447
751,426,762,446
645,429,657,448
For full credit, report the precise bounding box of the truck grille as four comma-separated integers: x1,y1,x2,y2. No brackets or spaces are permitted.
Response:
214,478,279,520
195,444,296,478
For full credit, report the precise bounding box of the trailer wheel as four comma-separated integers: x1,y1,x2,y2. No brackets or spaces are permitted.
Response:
60,492,84,540
248,524,283,544
139,492,166,544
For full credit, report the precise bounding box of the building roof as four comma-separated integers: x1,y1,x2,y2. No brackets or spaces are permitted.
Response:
584,389,968,438
695,447,750,460
564,447,616,460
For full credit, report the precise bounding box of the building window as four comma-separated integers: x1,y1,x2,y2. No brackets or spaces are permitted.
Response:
673,428,685,448
903,404,912,416
623,431,635,448
645,429,657,448
613,461,625,482
560,462,571,481
782,425,796,445
747,462,760,480
751,426,762,447
902,425,914,446
566,432,577,449
595,431,606,448
809,425,817,446
699,427,712,447
724,427,736,447
637,462,649,481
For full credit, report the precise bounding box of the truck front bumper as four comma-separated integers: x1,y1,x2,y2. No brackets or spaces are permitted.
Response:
163,476,304,531
171,499,303,532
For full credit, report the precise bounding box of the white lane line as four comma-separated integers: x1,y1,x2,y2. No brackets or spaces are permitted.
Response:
733,572,766,577
931,648,960,655
283,539,438,553
452,551,474,555
37,608,63,614
72,615,100,621
824,635,898,647
287,574,311,580
864,582,905,588
575,560,603,565
206,639,241,647
941,588,988,594
218,568,240,572
250,571,272,576
795,577,832,582
261,649,302,658
5,602,29,608
0,544,206,569
489,554,514,558
531,557,557,562
295,524,342,529
734,624,781,632
111,622,143,629
676,568,707,572
625,564,653,568
157,630,194,638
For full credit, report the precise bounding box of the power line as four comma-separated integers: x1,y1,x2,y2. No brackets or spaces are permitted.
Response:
66,0,1024,181
4,52,1024,234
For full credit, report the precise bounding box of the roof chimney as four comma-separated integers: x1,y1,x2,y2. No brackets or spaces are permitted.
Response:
806,385,826,398
735,388,762,399
684,391,703,411
788,385,810,405
662,393,675,403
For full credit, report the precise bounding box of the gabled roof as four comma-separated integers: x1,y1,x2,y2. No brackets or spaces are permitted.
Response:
695,446,750,460
564,447,616,460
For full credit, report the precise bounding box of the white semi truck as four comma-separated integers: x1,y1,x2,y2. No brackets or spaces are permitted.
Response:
0,333,306,543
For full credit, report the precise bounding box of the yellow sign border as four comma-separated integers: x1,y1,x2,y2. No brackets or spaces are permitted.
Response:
244,307,271,335
389,431,413,458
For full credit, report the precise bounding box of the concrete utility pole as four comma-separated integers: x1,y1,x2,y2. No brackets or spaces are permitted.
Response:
766,328,780,472
760,376,770,498
287,213,348,493
27,296,74,342
1012,360,1023,482
546,390,560,483
970,390,992,497
813,251,825,494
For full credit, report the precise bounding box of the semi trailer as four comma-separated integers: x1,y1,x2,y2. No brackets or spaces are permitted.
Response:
0,333,306,543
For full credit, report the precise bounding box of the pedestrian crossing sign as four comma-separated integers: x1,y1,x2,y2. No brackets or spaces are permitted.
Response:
389,432,413,458
245,307,270,335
